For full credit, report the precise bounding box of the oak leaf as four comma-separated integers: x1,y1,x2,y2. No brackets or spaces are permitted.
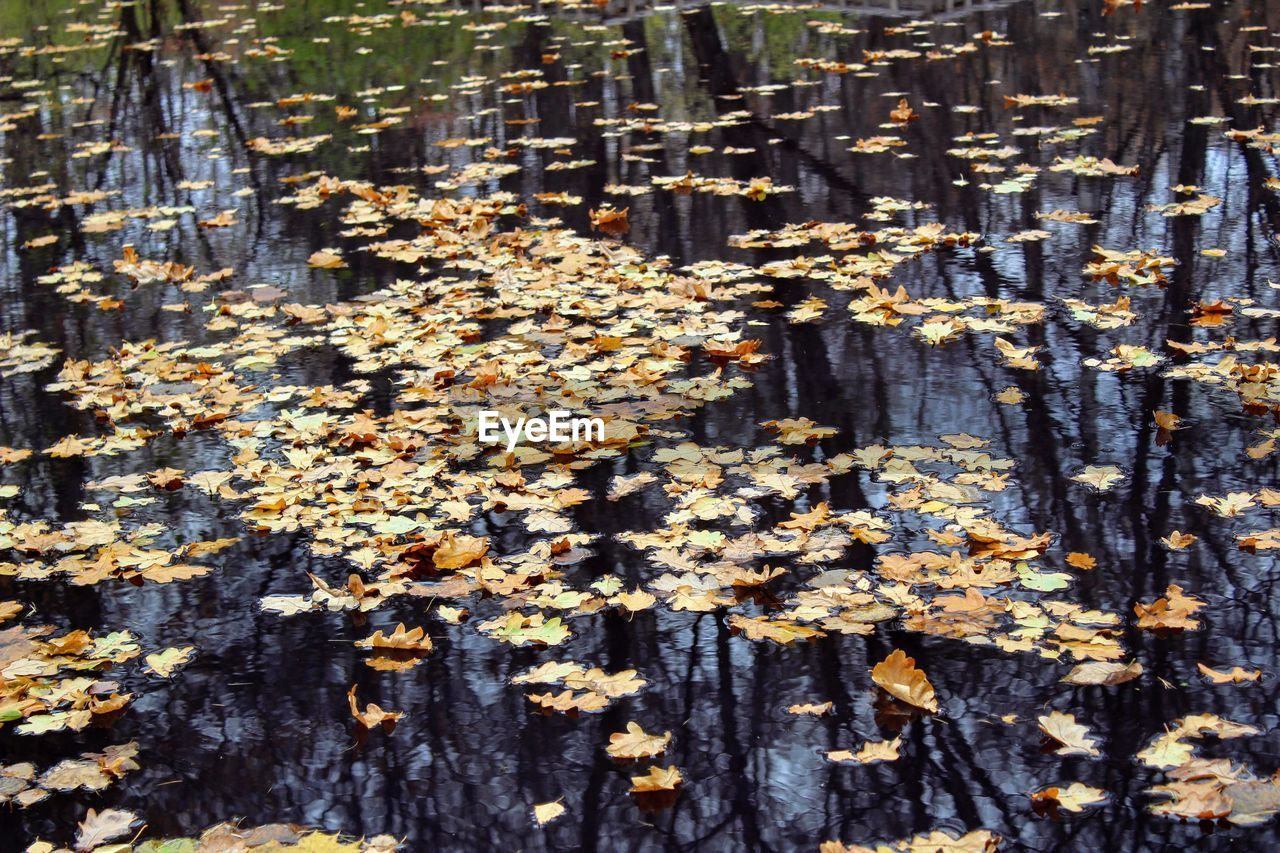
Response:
871,649,939,713
607,722,672,759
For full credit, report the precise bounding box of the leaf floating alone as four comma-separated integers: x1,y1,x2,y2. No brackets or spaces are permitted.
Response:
787,701,833,716
828,737,902,765
347,685,403,729
995,385,1025,405
1071,464,1126,492
1065,552,1096,570
355,623,432,651
143,645,194,678
1061,660,1143,686
308,248,347,269
629,765,682,793
1038,711,1101,756
75,808,139,852
1030,782,1107,813
870,649,939,713
1161,530,1197,550
533,800,565,826
589,206,629,236
1198,663,1261,684
607,722,672,759
889,98,918,124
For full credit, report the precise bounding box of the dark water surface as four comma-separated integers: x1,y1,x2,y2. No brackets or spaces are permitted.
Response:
2,0,1280,850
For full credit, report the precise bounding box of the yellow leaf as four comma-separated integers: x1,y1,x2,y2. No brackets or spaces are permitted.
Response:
871,649,939,713
1038,711,1100,756
629,765,682,792
1198,662,1262,684
533,800,565,825
1031,782,1106,812
607,722,672,759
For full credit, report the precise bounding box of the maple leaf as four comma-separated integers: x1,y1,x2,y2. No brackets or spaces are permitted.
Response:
1030,782,1106,813
1135,584,1205,630
871,649,939,713
1065,552,1096,570
144,646,194,678
727,614,825,644
1161,530,1197,550
1072,465,1126,492
1196,491,1256,517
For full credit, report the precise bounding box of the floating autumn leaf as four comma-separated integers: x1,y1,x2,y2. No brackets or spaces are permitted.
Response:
613,588,656,614
821,829,1002,853
787,702,833,716
75,808,139,852
889,98,918,124
1061,660,1143,686
1038,711,1101,756
144,645,194,678
995,385,1025,405
198,210,238,228
308,248,347,269
1136,731,1195,770
433,533,489,569
356,623,432,652
1198,663,1261,684
1030,782,1107,813
1135,585,1205,631
1153,410,1183,431
533,800,565,826
728,613,824,644
347,685,403,728
22,234,58,249
828,737,901,765
41,743,139,793
1072,464,1126,492
607,722,672,759
1196,491,1256,517
479,611,571,647
527,690,610,714
589,206,629,235
871,649,939,713
1161,530,1197,550
1065,552,1096,570
760,417,837,444
629,765,682,793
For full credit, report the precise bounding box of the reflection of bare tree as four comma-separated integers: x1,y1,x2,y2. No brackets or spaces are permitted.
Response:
6,0,1280,850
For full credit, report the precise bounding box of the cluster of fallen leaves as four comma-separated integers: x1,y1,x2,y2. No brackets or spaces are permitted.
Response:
3,0,1280,848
